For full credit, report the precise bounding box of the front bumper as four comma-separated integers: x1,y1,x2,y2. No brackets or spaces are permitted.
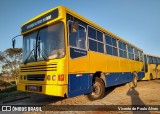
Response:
17,83,67,97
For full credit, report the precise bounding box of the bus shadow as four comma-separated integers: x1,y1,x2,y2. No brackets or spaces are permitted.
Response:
127,88,150,114
104,85,118,97
104,83,128,97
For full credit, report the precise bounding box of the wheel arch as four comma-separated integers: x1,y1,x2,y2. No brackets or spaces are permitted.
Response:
92,71,106,87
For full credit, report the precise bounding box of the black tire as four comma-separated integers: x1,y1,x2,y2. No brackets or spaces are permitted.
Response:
132,73,138,87
87,77,105,101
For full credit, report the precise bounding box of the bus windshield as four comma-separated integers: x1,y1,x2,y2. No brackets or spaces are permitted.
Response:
22,22,65,63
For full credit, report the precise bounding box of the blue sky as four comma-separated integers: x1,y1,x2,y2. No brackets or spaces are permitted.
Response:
0,0,160,56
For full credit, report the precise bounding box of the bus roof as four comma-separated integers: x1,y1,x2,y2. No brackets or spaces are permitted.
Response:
144,54,160,58
22,6,143,51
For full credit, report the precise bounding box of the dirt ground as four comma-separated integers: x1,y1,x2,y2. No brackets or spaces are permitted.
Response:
1,80,160,114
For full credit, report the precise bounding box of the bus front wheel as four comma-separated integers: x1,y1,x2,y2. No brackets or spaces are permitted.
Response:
87,77,105,101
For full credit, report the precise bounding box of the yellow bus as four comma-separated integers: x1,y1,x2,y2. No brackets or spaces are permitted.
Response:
143,54,160,80
14,6,145,100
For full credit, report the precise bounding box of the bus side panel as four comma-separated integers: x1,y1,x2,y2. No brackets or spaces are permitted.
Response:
137,72,145,80
105,72,133,87
68,74,92,97
89,51,121,73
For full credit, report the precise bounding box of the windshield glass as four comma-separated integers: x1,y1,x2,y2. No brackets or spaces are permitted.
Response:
22,22,65,63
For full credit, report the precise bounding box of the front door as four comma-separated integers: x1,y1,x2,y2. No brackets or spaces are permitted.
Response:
67,21,91,97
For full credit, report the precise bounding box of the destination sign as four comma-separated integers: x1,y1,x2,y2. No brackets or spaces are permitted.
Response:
22,8,58,33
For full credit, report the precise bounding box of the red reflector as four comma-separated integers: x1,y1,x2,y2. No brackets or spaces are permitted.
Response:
58,74,64,81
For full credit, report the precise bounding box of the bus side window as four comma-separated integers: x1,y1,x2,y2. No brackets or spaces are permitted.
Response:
77,25,86,49
134,48,139,61
88,26,104,53
158,58,160,64
69,21,87,50
128,45,134,60
144,55,147,63
153,57,157,64
118,41,127,58
149,56,153,64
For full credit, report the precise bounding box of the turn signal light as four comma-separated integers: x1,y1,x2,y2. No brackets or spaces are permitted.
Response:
58,74,64,81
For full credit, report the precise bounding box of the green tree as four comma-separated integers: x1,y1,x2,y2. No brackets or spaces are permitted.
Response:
0,48,22,84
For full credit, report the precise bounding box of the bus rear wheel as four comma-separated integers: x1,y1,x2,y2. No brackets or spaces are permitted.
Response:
87,77,105,101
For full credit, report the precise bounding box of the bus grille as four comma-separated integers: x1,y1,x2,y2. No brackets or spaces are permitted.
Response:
27,74,45,81
20,64,57,72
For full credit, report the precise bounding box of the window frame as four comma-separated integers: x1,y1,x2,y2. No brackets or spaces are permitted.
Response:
134,48,140,61
118,40,127,58
87,25,105,53
148,56,153,64
127,45,134,60
152,57,157,64
68,20,88,51
105,34,118,56
158,58,160,64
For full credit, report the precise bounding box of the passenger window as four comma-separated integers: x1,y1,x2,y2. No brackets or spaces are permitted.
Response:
158,58,160,64
88,27,96,39
149,56,153,63
69,21,86,50
118,41,127,58
112,38,117,47
97,31,103,42
123,43,126,50
118,41,123,49
134,49,140,61
106,45,112,55
144,55,147,63
113,47,118,56
88,26,104,53
105,35,118,56
139,51,143,62
128,45,134,60
89,39,97,52
153,57,157,64
105,35,112,45
98,42,104,53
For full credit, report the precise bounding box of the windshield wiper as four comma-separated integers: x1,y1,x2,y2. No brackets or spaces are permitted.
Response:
37,36,48,61
24,48,35,64
41,48,49,61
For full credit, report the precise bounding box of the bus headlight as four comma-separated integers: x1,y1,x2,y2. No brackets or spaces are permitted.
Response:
20,75,23,80
52,75,56,81
47,75,51,80
24,75,27,80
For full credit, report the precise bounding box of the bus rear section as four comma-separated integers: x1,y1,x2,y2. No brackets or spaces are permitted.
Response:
143,54,160,80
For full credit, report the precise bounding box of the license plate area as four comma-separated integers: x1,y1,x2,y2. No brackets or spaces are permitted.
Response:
26,85,42,92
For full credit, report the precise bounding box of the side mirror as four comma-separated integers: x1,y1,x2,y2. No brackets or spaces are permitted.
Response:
11,34,22,48
12,39,16,48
